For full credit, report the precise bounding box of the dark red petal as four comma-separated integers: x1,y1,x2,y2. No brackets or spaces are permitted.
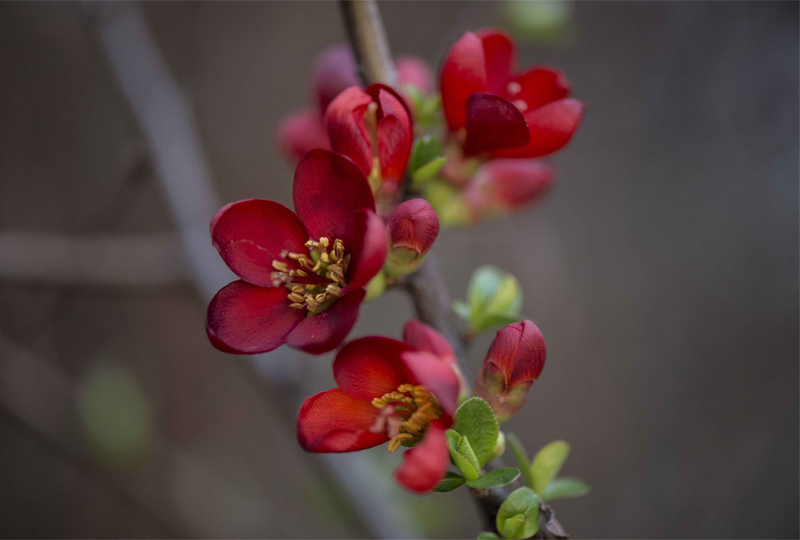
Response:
344,210,388,292
464,159,555,218
440,32,487,132
285,287,366,355
211,200,309,287
324,86,374,177
464,93,530,156
372,87,413,183
206,281,304,354
493,98,584,158
276,110,331,164
333,336,414,401
297,388,388,453
312,45,362,113
401,351,459,424
293,149,376,250
394,421,449,493
506,67,571,111
485,320,546,387
403,320,456,363
365,83,413,128
396,56,434,94
476,29,516,95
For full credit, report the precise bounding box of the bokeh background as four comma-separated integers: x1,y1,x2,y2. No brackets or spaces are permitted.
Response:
0,1,797,538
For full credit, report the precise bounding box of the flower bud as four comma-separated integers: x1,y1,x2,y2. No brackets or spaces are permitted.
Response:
385,199,440,277
475,320,545,421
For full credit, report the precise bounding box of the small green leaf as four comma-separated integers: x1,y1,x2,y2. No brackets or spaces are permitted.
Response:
454,397,500,467
466,467,520,489
412,156,447,186
447,429,480,480
507,433,535,490
541,477,591,501
466,266,524,333
477,533,501,540
531,440,570,494
497,487,540,539
453,300,471,321
479,313,524,332
410,136,442,173
433,471,466,493
501,514,525,540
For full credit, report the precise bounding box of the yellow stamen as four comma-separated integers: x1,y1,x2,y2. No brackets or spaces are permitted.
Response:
371,384,442,453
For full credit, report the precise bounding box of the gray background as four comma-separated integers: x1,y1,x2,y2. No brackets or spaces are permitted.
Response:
0,2,797,538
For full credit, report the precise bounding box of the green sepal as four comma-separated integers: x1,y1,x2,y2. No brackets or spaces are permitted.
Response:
489,430,506,461
433,471,467,493
466,467,520,489
541,477,591,501
531,440,570,494
446,429,480,480
501,514,525,540
497,487,540,539
453,397,499,467
507,433,535,489
477,533,501,540
364,270,387,301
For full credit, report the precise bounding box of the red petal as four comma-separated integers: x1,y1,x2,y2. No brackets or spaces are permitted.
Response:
293,149,376,251
344,209,388,292
396,56,434,94
312,45,361,113
401,351,459,424
394,421,449,493
506,67,571,111
403,320,456,363
297,388,388,453
476,29,515,95
333,336,414,401
387,199,439,255
370,86,413,183
464,159,555,218
440,32,487,132
211,200,309,287
464,93,530,156
276,110,331,164
324,86,374,177
485,320,546,387
493,98,584,158
206,281,304,354
285,287,366,355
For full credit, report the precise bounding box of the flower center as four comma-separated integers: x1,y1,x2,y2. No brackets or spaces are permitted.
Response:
370,384,442,453
270,236,350,314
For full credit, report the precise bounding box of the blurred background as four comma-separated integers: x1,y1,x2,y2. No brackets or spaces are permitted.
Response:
0,1,797,538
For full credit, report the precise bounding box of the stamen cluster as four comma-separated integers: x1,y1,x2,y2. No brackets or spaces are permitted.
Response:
371,384,443,453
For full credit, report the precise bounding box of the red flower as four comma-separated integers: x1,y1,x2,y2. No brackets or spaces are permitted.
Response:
440,29,584,158
206,149,387,355
297,325,462,493
324,84,413,191
475,320,546,421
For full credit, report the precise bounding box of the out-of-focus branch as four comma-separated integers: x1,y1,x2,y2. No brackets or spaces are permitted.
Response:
339,0,397,87
0,232,183,286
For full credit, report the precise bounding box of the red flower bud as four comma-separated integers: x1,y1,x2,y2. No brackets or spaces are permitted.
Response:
396,56,434,94
463,159,555,223
386,199,439,276
475,320,545,421
311,45,361,114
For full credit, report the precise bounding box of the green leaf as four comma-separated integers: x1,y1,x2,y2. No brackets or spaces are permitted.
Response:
497,487,540,539
501,514,525,540
447,429,480,480
478,313,524,332
453,397,499,466
433,471,466,493
540,477,591,501
477,533,501,540
412,156,447,186
453,300,471,321
507,433,535,489
466,467,520,489
531,440,570,494
466,266,523,333
410,136,442,173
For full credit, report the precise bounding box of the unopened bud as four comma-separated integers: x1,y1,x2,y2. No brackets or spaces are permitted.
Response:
385,199,440,277
475,321,545,421
463,159,555,223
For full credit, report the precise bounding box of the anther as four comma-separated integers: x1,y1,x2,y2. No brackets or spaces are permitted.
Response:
272,260,289,272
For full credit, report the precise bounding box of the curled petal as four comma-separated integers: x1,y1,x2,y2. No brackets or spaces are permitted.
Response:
345,210,388,292
396,56,434,94
506,67,571,111
285,287,366,355
333,336,414,401
494,98,584,158
276,110,331,164
293,149,376,249
394,421,449,493
367,85,413,183
387,199,439,255
297,388,388,452
206,281,304,354
464,93,530,156
476,29,516,95
403,320,456,363
440,32,487,132
312,45,361,113
324,87,374,177
401,351,459,424
211,200,309,287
